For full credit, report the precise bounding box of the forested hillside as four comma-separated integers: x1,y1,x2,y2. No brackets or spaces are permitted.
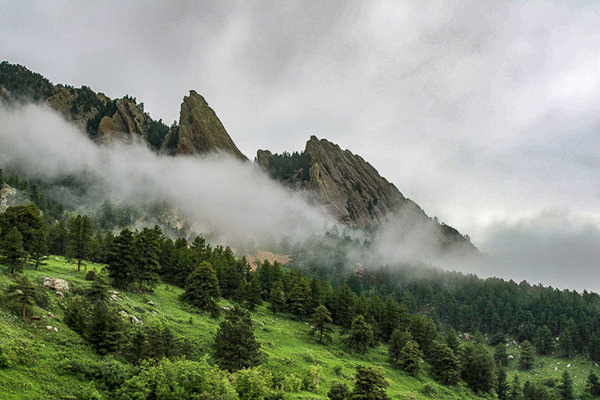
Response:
2,178,600,399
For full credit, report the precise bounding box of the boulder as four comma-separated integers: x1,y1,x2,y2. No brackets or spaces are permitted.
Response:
45,325,53,331
43,278,69,292
55,291,64,299
31,315,41,321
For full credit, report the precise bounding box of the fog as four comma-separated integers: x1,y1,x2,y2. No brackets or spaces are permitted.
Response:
0,103,331,243
1,102,598,292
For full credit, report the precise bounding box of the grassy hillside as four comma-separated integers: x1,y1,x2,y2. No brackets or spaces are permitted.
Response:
0,257,597,399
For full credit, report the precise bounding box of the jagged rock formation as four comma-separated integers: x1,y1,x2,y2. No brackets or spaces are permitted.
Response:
257,136,414,227
97,97,151,143
256,136,474,250
175,90,247,160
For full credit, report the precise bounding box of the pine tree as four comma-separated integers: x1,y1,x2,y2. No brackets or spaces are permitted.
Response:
429,340,460,385
107,228,136,288
29,224,47,270
86,300,124,354
388,328,412,365
181,261,221,317
350,365,390,400
212,306,261,371
64,295,89,335
590,335,600,362
6,275,36,319
559,370,574,400
310,305,334,344
445,327,460,353
587,370,600,396
269,282,286,315
534,325,553,355
344,315,374,354
497,366,509,400
134,226,161,292
398,340,422,377
494,343,509,367
518,340,535,370
460,342,496,393
1,227,25,274
560,324,576,358
244,272,262,310
508,375,522,400
66,214,93,272
288,278,311,317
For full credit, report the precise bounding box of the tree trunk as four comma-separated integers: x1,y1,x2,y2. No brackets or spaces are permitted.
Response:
22,302,26,320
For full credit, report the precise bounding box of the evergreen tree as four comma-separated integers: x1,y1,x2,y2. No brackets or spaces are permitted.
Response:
445,327,460,353
335,284,357,328
107,228,136,288
350,365,390,400
409,315,438,358
212,306,261,371
533,325,553,355
518,340,535,370
496,366,509,400
243,272,262,310
134,226,161,292
344,315,374,354
460,342,496,393
86,300,124,354
1,227,25,273
494,344,509,367
559,370,574,400
269,282,286,315
66,214,93,272
429,340,460,385
6,275,36,319
288,277,311,317
398,340,421,377
388,328,412,365
64,295,89,335
29,224,47,270
86,274,110,304
560,324,576,358
309,305,334,344
181,261,221,317
590,335,600,362
0,204,45,263
587,370,600,396
508,375,523,400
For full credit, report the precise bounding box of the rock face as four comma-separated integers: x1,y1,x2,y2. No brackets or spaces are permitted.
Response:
258,136,418,228
0,183,29,213
97,98,150,142
176,90,247,160
256,136,474,251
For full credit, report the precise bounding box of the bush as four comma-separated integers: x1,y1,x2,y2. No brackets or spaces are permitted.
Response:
302,364,322,392
85,270,98,281
0,346,10,368
234,368,274,400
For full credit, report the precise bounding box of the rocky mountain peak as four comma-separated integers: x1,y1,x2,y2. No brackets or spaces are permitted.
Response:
176,90,247,160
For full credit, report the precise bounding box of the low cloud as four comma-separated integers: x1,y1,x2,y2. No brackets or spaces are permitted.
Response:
0,103,332,243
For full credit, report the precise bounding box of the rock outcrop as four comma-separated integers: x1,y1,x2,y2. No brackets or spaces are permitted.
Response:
257,136,419,228
0,183,29,213
97,97,150,142
176,90,247,160
43,278,69,292
256,136,474,251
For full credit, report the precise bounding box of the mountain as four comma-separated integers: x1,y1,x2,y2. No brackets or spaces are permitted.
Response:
0,61,246,160
0,61,471,250
257,136,473,250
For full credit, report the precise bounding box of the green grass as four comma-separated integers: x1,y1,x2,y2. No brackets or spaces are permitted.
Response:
0,257,597,399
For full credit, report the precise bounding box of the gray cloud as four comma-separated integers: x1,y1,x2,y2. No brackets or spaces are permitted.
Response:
0,103,331,243
1,1,598,290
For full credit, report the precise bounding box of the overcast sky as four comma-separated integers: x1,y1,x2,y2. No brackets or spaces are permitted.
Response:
1,1,599,291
